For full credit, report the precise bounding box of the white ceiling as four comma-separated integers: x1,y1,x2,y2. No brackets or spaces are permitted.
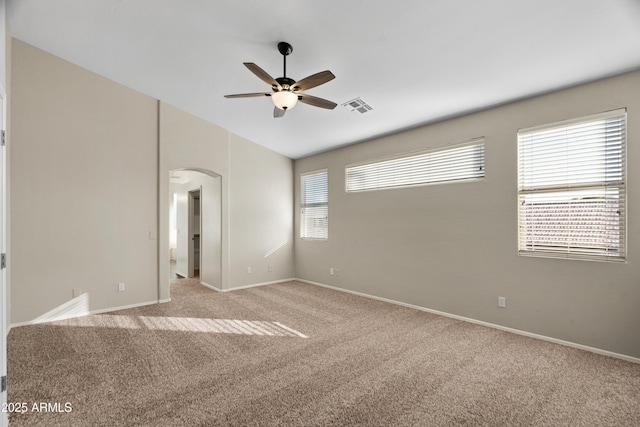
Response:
7,0,640,159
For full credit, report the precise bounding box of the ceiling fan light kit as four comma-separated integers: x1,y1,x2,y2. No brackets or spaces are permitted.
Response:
271,90,298,111
224,41,337,118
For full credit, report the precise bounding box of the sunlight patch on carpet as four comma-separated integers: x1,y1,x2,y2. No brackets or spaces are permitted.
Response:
61,315,308,338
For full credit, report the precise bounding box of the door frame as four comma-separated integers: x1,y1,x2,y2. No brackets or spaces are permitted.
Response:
0,87,8,427
165,169,221,299
187,188,201,278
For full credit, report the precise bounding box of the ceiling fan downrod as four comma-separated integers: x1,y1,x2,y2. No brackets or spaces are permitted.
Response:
278,42,293,79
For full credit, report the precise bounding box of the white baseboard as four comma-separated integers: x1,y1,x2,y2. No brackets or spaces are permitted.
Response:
200,278,299,293
9,298,171,329
226,278,296,292
201,278,298,293
89,299,170,315
200,281,222,292
296,278,640,365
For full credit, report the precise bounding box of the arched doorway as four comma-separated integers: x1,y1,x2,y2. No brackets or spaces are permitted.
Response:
168,169,222,296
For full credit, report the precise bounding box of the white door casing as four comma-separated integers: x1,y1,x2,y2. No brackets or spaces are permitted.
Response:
175,190,188,278
0,89,8,427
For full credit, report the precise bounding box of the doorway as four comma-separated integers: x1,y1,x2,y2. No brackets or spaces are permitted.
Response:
169,169,222,292
188,189,200,279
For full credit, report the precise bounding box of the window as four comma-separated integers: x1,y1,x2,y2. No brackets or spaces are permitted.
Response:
517,109,626,261
300,169,328,240
345,138,484,192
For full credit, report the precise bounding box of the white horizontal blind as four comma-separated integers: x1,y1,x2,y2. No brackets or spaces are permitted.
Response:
517,109,626,261
345,139,485,192
301,169,328,240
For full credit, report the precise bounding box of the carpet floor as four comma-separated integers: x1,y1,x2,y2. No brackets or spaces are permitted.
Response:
7,279,640,426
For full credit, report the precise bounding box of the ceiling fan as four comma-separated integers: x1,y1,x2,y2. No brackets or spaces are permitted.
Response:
224,42,337,118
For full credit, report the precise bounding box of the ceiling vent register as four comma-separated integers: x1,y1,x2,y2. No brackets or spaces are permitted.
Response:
343,98,373,114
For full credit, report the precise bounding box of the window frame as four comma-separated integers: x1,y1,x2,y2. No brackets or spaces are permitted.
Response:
300,169,328,241
517,109,627,262
344,138,485,193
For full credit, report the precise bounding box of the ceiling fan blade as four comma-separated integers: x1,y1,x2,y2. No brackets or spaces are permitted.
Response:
298,94,337,110
244,63,281,89
273,107,286,118
224,92,271,98
292,70,335,92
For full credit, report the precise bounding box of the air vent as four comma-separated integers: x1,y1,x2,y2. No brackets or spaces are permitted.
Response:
342,98,373,114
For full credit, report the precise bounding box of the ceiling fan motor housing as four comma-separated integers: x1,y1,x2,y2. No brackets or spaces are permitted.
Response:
275,77,296,91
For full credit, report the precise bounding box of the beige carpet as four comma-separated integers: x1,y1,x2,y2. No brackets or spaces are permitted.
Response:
7,279,640,426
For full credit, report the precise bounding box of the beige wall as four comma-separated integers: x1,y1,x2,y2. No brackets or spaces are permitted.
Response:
0,0,6,90
295,70,640,358
10,40,159,324
10,40,296,322
158,105,295,294
228,133,294,288
158,102,230,297
200,175,222,288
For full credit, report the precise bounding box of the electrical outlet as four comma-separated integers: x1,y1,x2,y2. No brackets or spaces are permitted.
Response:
246,267,252,274
498,296,506,308
330,267,334,276
119,282,126,292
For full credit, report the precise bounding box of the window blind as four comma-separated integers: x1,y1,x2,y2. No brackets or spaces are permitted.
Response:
517,109,626,261
345,139,485,192
301,169,328,240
